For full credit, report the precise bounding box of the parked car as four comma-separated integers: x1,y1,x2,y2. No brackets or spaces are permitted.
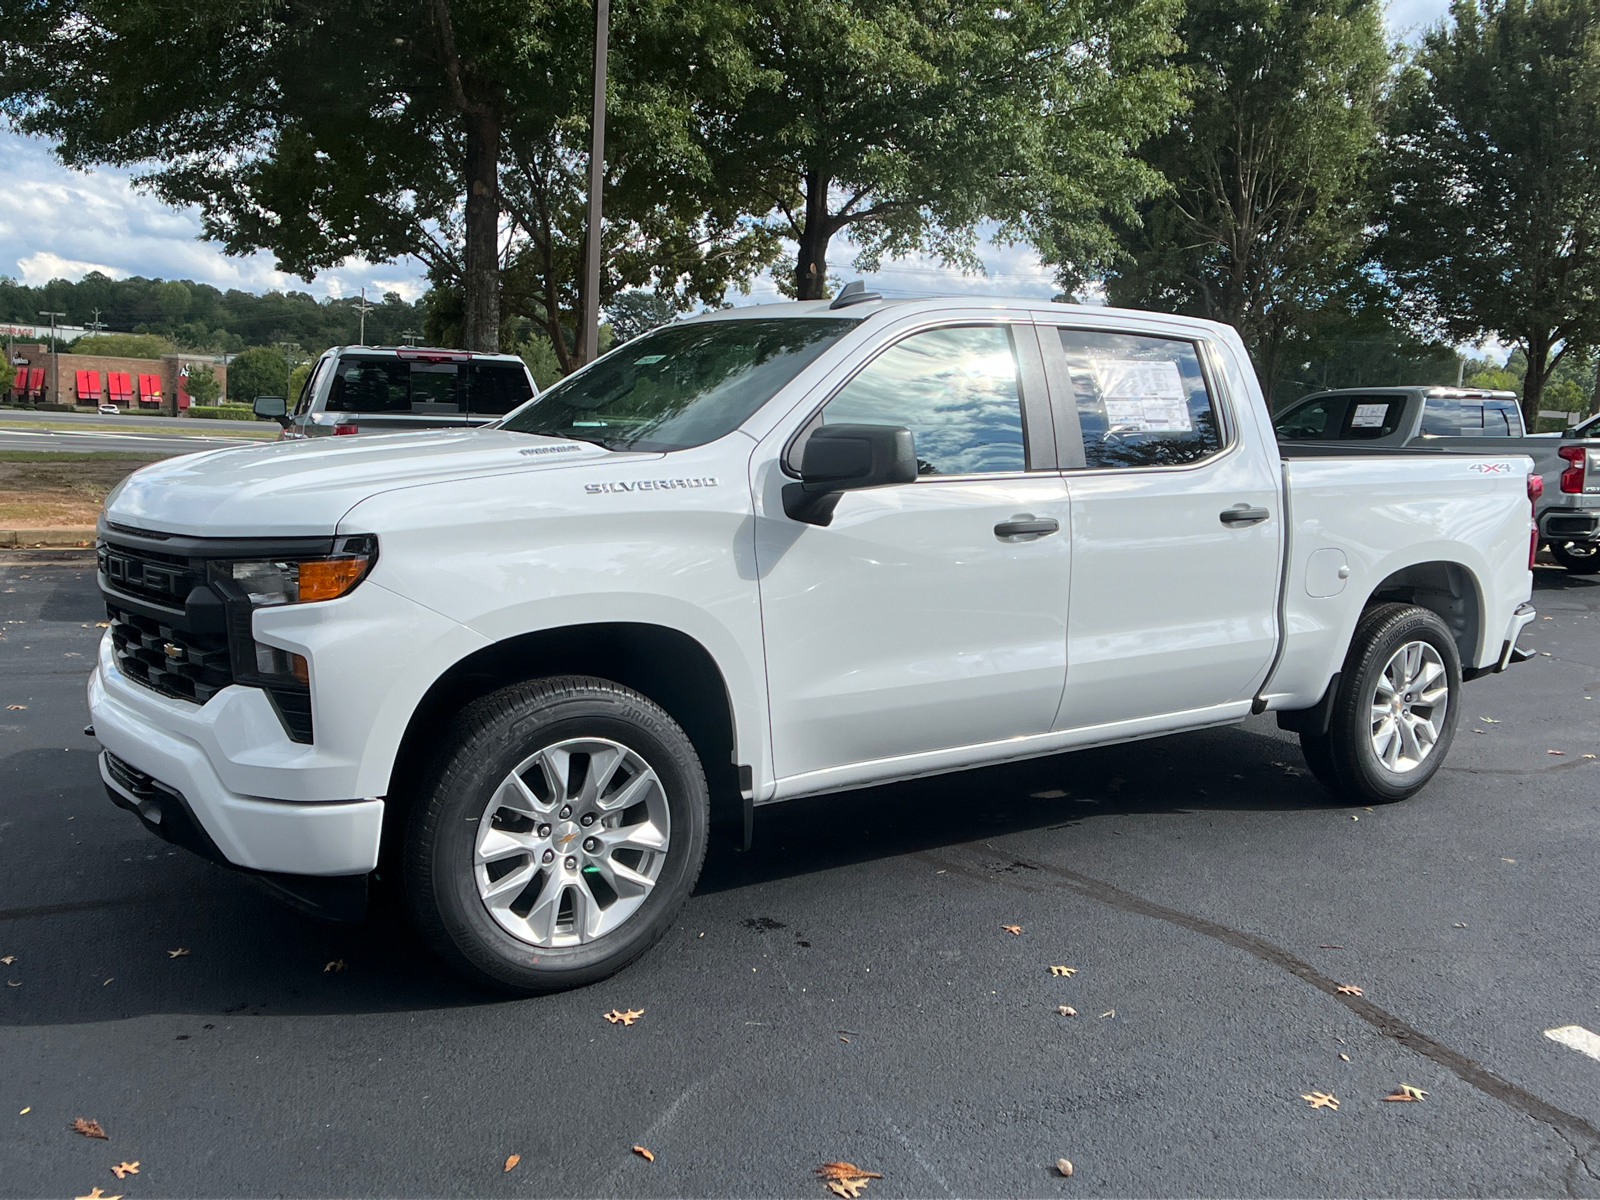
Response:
97,403,120,416
254,345,537,437
1275,386,1600,573
93,292,1536,993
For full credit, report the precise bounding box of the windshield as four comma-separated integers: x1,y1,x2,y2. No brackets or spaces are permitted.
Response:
499,318,857,451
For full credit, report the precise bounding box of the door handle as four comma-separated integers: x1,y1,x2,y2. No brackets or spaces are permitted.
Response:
994,515,1060,540
1220,504,1270,527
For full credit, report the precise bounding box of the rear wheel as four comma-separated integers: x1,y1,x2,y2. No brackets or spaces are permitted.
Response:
1549,540,1600,574
405,676,708,994
1319,603,1461,804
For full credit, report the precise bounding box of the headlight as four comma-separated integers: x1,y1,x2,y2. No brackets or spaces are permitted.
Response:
220,535,377,606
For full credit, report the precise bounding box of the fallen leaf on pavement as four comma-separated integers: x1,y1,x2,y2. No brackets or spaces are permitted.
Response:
1336,984,1363,996
1002,925,1023,935
6,705,25,711
167,948,189,958
1383,1084,1427,1102
75,1188,120,1200
1319,944,1343,949
1301,1092,1339,1110
1584,754,1597,760
1099,1009,1115,1018
816,1162,882,1197
71,1118,108,1139
1339,1053,1351,1061
502,1154,520,1172
604,1008,644,1025
110,1163,139,1179
1480,716,1500,723
1058,1006,1077,1017
632,1145,655,1162
19,1107,30,1114
323,959,346,973
1547,750,1565,756
1049,965,1076,977
1056,1158,1074,1177
1502,858,1516,863
0,955,14,964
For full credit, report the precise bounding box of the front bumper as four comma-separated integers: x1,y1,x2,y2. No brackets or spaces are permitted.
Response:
89,653,383,878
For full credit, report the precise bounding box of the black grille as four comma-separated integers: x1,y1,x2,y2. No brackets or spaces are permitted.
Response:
106,600,234,704
97,541,203,606
104,750,168,803
266,688,314,743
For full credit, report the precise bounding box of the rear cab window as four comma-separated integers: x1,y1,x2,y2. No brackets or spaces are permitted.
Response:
1423,395,1521,436
324,354,535,418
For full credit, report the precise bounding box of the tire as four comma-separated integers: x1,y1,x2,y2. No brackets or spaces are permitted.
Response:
404,675,709,994
1549,540,1600,574
1320,603,1462,804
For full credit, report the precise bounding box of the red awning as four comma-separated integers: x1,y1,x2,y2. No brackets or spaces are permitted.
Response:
9,369,23,394
26,367,44,393
138,373,163,403
75,369,103,402
108,372,133,402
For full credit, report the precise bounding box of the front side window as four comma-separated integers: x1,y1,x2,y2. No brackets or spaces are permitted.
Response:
1056,330,1222,468
1276,398,1337,440
501,318,856,452
815,324,1027,476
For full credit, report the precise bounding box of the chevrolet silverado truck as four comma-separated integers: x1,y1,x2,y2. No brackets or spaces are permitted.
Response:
89,290,1538,993
1275,385,1600,573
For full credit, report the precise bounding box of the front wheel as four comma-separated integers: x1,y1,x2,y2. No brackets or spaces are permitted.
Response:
1549,540,1600,574
1319,603,1462,804
404,676,709,994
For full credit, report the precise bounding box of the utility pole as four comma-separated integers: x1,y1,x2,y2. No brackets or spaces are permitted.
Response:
38,310,65,406
580,0,610,366
354,287,376,346
88,308,107,336
401,329,421,347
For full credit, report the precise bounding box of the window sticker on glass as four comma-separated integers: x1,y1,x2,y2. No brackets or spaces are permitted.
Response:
1350,402,1390,429
1091,359,1192,432
633,355,666,365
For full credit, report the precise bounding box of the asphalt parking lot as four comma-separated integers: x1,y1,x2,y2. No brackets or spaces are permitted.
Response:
2,555,1598,1198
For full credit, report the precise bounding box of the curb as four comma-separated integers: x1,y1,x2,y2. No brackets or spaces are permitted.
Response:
0,527,96,548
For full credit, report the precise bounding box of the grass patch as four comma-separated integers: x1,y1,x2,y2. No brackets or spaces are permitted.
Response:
0,454,162,528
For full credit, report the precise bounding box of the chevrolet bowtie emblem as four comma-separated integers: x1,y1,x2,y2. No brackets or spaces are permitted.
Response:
556,832,579,846
162,642,183,659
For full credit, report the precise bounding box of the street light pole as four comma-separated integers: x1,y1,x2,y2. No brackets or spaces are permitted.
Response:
580,0,610,366
38,310,65,406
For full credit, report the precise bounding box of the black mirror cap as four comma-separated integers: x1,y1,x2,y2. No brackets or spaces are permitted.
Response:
784,423,917,525
253,395,287,419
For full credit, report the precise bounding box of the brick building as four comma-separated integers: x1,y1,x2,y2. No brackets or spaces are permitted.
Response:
5,343,228,411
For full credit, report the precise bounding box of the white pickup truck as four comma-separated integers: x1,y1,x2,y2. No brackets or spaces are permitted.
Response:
89,291,1538,992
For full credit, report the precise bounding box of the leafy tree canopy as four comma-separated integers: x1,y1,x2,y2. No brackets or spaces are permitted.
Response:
67,333,174,359
1101,0,1392,401
1375,0,1600,425
227,346,291,403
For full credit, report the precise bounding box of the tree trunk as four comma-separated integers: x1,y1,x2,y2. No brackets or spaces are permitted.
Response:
1590,357,1600,418
461,109,501,353
1521,331,1551,431
794,170,832,300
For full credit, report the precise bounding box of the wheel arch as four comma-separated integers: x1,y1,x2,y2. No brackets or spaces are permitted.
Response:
1363,559,1484,668
381,622,744,864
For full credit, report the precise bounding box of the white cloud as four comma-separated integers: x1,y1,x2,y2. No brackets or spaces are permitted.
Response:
16,251,126,285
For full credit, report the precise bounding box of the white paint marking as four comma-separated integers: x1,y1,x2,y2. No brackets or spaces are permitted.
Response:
1545,1025,1600,1061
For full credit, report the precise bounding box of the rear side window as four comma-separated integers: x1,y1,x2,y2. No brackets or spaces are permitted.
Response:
1055,329,1222,468
1339,397,1404,438
1276,398,1338,440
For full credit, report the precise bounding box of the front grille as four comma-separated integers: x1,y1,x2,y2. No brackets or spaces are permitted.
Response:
104,750,167,803
107,600,233,704
97,541,203,606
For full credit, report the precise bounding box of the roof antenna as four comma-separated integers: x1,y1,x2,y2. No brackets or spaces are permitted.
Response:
829,280,882,309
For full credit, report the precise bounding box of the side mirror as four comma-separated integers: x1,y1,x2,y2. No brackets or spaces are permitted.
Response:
253,395,291,427
782,423,918,526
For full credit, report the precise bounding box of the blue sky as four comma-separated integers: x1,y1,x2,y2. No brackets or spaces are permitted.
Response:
0,0,1453,311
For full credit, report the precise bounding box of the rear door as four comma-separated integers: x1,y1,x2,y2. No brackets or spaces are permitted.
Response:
1041,325,1282,729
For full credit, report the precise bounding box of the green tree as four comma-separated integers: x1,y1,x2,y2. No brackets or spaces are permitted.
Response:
605,289,685,344
692,0,1184,299
156,281,192,327
1100,0,1391,401
67,333,174,359
1375,0,1600,427
287,363,312,406
227,347,290,402
184,363,221,405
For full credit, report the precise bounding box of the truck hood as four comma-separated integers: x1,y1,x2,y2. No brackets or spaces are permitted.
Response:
103,429,623,538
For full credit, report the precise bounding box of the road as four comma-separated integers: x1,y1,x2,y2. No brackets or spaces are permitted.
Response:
0,409,267,433
2,558,1598,1197
0,409,271,457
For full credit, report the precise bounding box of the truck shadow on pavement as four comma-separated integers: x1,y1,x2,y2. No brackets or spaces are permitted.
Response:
0,721,1337,1025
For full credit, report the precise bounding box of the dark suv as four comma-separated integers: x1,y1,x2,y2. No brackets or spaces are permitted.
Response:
255,346,538,438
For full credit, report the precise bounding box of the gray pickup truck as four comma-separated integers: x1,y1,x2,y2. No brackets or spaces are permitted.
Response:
1275,386,1600,573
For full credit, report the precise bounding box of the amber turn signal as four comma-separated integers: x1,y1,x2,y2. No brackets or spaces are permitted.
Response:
297,557,369,602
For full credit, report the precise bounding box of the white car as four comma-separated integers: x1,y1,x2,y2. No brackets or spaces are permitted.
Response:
88,288,1538,992
98,403,120,415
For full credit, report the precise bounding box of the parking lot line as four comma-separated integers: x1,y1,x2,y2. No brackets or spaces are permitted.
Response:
1544,1025,1600,1061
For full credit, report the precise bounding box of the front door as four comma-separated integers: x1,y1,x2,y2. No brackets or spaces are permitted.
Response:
757,322,1072,783
1042,325,1282,730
